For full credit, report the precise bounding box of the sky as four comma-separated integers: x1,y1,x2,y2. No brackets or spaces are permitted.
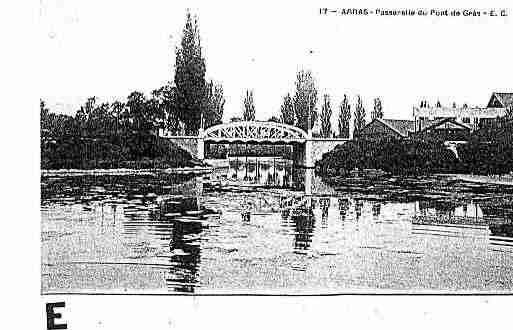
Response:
40,0,512,122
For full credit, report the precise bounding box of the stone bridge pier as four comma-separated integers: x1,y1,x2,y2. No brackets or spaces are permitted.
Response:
292,136,347,169
309,138,347,165
158,129,205,161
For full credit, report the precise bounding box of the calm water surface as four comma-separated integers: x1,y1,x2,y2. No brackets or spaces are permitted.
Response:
41,161,513,293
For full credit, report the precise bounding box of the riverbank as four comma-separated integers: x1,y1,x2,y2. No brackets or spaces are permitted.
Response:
448,174,513,186
41,132,195,170
41,166,213,177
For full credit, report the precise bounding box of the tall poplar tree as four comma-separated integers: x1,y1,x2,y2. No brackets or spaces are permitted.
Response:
353,95,366,137
204,80,225,128
293,69,318,132
280,93,295,125
174,11,207,134
320,94,333,137
242,89,256,121
338,94,351,138
371,97,384,120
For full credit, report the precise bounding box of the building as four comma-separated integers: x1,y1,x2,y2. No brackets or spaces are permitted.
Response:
411,118,471,142
357,118,416,140
358,117,470,142
487,92,513,108
413,92,511,131
358,118,471,160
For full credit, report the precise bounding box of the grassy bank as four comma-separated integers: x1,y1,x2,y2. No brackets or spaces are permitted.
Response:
41,133,199,170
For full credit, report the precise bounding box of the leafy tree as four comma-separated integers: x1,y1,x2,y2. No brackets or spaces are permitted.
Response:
280,93,295,125
371,97,383,120
111,101,127,136
292,69,318,132
338,94,351,138
353,95,366,137
75,97,97,136
126,91,150,132
174,11,207,134
458,120,513,174
320,94,332,137
242,89,256,121
39,12,228,170
317,137,459,177
40,89,198,170
76,99,112,137
40,100,49,120
267,116,281,123
151,84,177,132
40,100,50,137
204,80,225,128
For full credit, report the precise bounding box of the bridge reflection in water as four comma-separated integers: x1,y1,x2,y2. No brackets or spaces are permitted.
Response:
153,185,513,292
206,157,316,194
150,169,513,292
41,170,513,293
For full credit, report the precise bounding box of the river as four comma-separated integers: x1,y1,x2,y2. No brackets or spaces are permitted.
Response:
41,159,513,294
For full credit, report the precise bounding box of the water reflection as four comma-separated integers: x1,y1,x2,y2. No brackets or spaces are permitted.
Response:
226,156,313,191
355,199,363,221
41,162,513,293
372,202,381,220
291,199,316,252
338,198,350,222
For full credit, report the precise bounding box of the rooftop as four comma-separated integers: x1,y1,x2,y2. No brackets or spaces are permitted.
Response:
490,92,513,108
413,106,506,118
379,119,416,137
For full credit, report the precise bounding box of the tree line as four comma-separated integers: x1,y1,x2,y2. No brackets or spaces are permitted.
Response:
457,114,513,175
43,12,225,139
317,109,513,177
317,137,459,177
41,11,225,169
275,72,384,138
233,71,384,140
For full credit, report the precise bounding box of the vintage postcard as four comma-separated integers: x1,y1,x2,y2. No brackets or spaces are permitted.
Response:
37,0,512,328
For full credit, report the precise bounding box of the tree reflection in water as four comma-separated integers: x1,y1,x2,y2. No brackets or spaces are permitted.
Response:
338,198,350,222
40,172,513,292
319,198,330,229
355,199,364,221
158,196,213,293
290,199,316,251
167,219,202,293
372,202,382,221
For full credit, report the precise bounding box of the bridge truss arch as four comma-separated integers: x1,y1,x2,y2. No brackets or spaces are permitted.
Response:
160,121,348,170
201,121,308,143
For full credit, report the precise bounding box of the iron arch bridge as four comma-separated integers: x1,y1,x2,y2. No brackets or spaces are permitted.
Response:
159,121,348,168
202,121,308,143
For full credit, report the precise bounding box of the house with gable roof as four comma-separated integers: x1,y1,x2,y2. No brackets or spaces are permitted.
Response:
487,92,513,109
357,118,415,140
358,117,470,142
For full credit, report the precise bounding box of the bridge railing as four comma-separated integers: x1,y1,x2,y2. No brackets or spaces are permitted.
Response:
158,128,200,139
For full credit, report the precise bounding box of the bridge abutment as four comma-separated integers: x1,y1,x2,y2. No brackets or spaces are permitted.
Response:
197,128,205,160
305,138,314,168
